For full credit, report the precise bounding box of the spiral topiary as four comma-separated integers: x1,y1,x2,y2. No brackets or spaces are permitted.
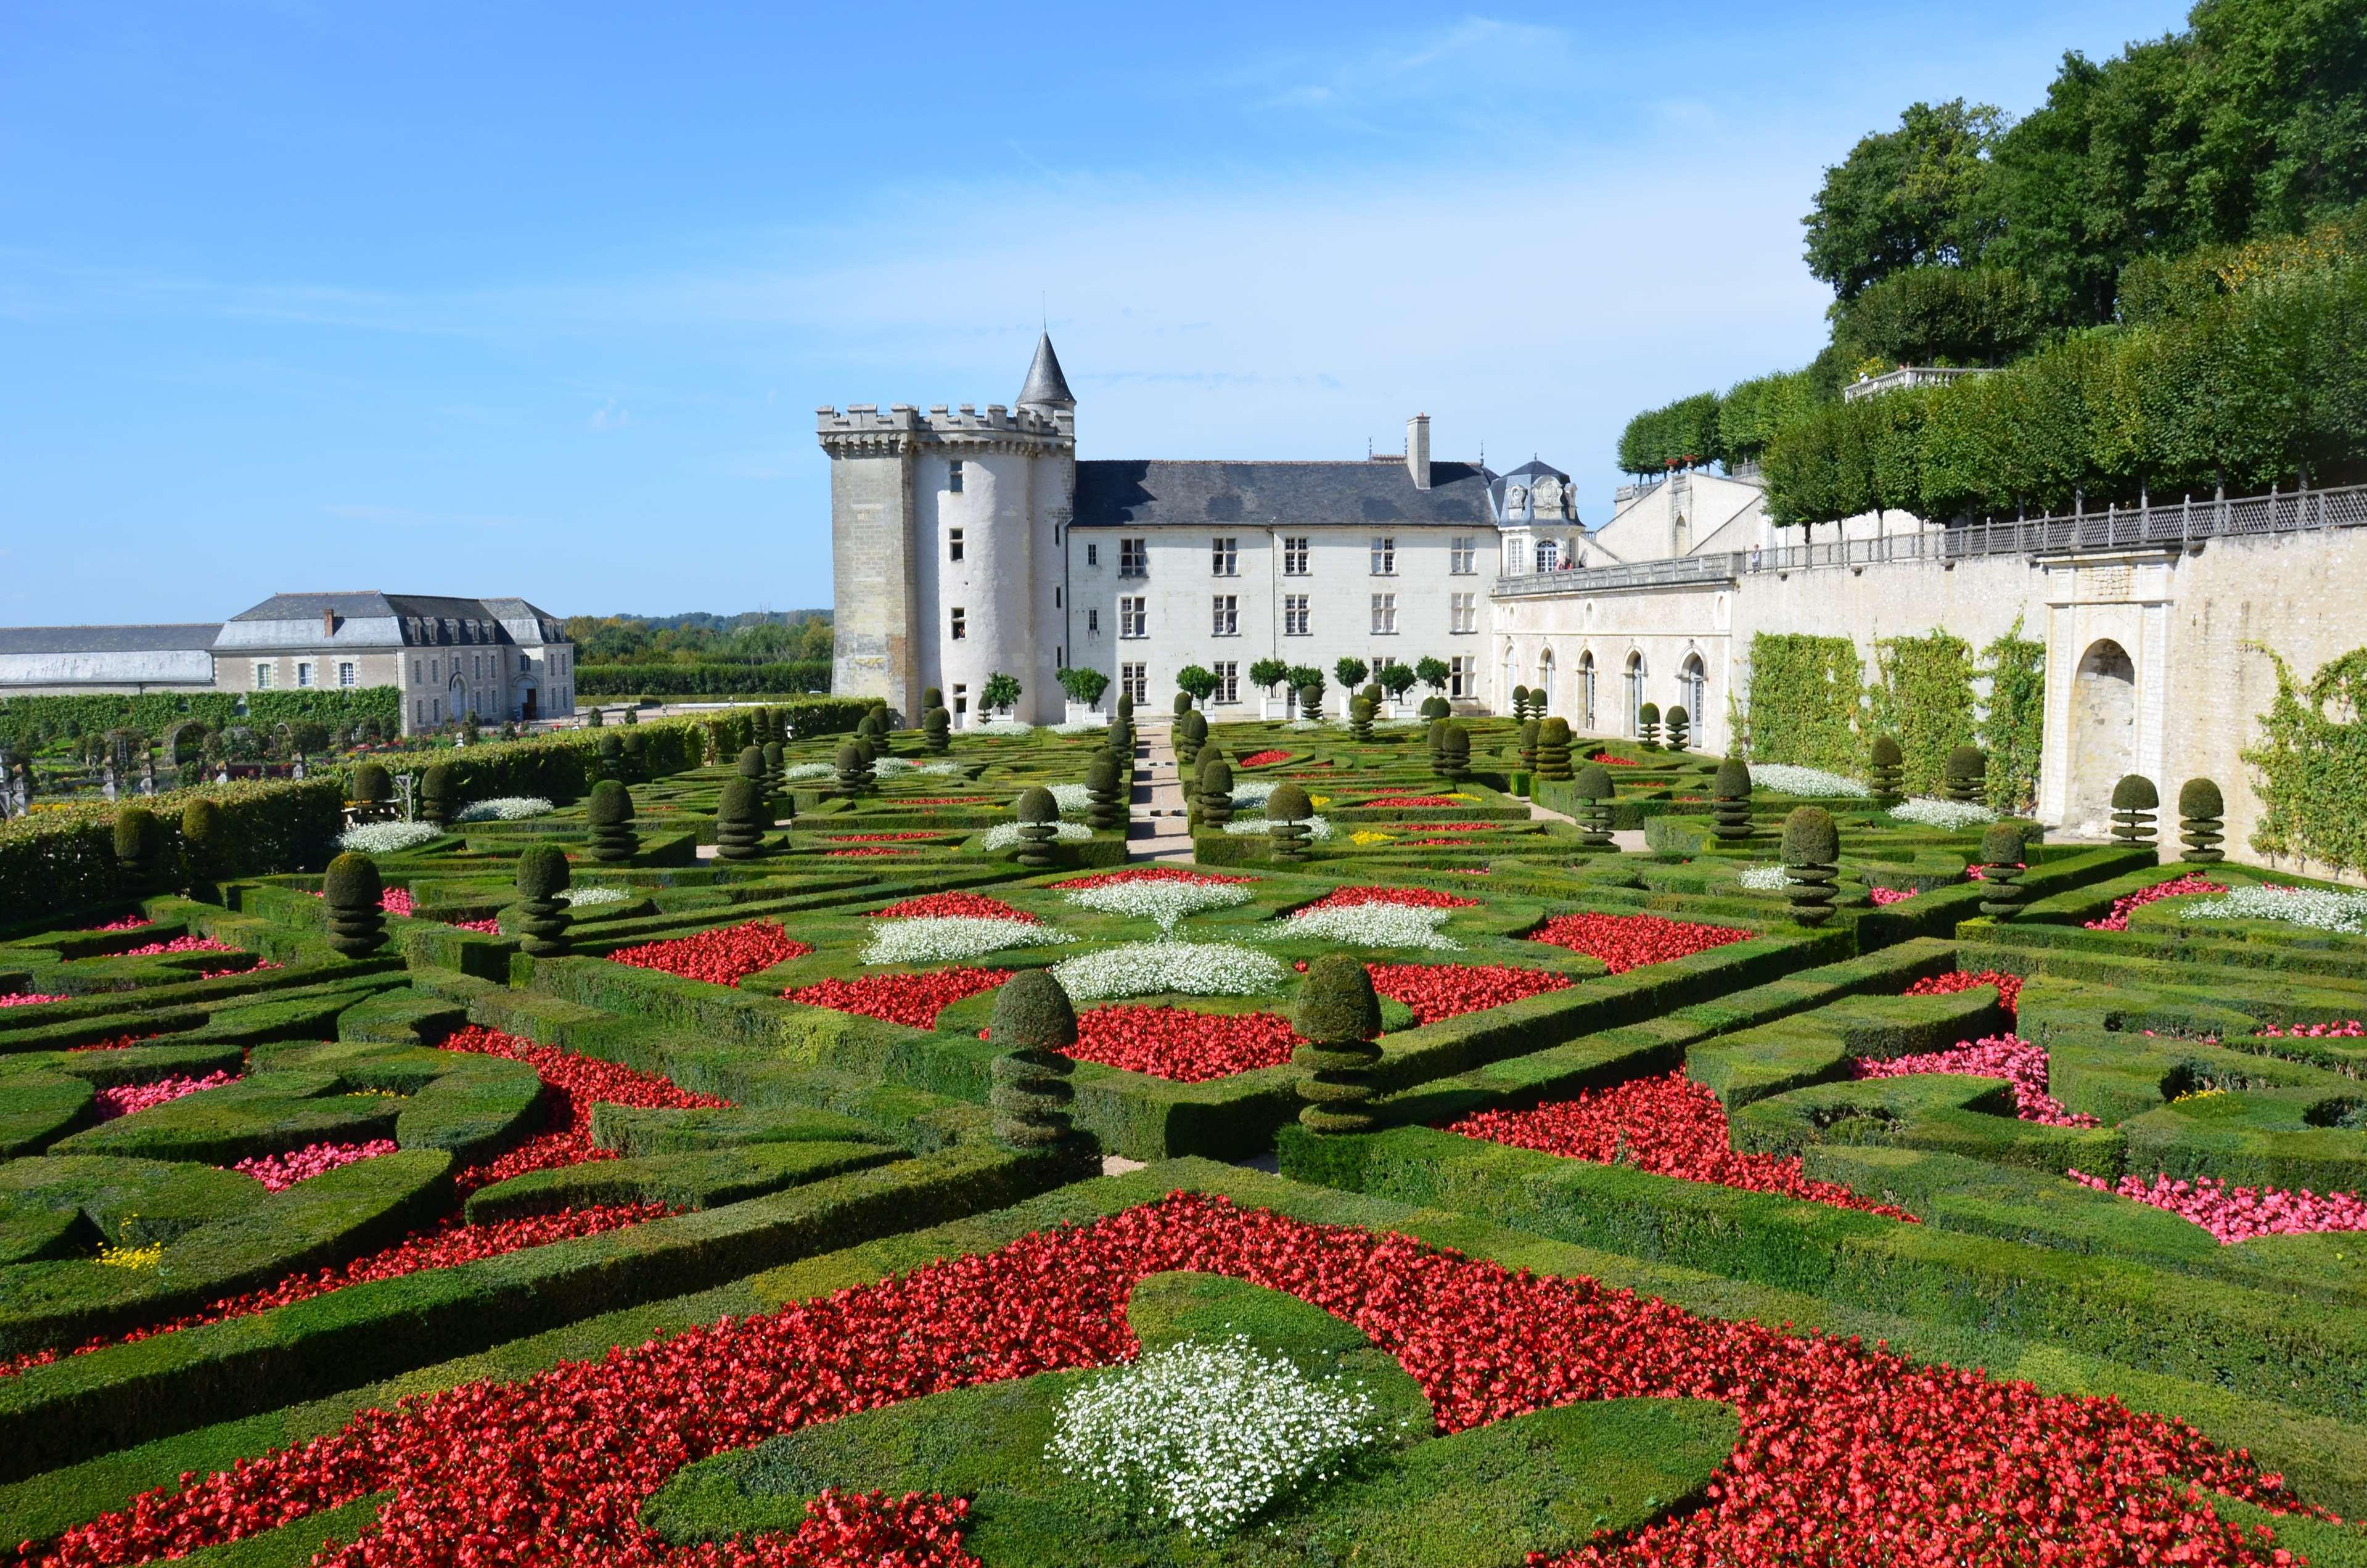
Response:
1013,786,1060,868
2178,778,2226,863
1116,690,1133,720
1573,763,1616,850
1437,724,1470,784
1535,717,1573,781
595,731,624,783
322,852,387,957
621,728,648,779
1175,709,1207,770
1638,702,1662,751
1085,752,1126,831
179,797,224,887
834,741,872,797
713,776,768,861
1266,782,1314,863
1943,745,1987,805
112,805,162,888
1976,820,2027,919
1782,807,1840,927
1519,718,1540,774
514,844,572,956
1711,755,1755,843
2111,774,2159,847
1663,705,1690,753
1426,719,1450,773
988,970,1077,1151
418,763,456,827
1511,684,1532,721
1868,734,1905,805
736,745,765,782
760,741,784,798
587,779,638,863
1348,696,1374,743
1108,715,1135,764
1292,953,1384,1136
1297,683,1324,723
924,706,951,754
1197,758,1234,829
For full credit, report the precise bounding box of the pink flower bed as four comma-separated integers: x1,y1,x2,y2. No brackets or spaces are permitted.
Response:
95,1071,239,1122
88,915,154,932
97,935,238,959
1054,866,1258,890
232,1140,401,1192
1853,1033,2097,1127
2083,872,2228,931
2068,1169,2367,1244
0,992,67,1009
2258,1019,2364,1038
1867,885,1918,906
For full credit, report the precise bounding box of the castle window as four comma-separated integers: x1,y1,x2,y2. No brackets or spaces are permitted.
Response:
1086,543,1098,567
1212,595,1237,636
1450,655,1476,699
1119,597,1147,639
339,662,356,688
1213,661,1239,705
1119,538,1147,578
953,683,968,720
949,528,964,562
254,662,274,690
1088,608,1100,634
950,608,967,641
1211,536,1237,576
1370,536,1396,575
948,460,965,494
296,662,313,688
1371,593,1397,634
1535,540,1560,572
1120,663,1147,705
1282,536,1310,575
1451,592,1477,633
1450,536,1476,575
1284,594,1310,636
1054,586,1062,608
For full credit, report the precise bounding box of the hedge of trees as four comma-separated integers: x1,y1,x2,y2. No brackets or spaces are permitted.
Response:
576,660,830,696
0,688,401,753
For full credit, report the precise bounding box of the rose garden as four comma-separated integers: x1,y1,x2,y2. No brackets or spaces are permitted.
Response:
2,691,2365,1567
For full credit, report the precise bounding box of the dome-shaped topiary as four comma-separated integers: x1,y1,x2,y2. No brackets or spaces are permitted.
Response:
1575,763,1614,801
924,706,951,754
1268,782,1311,820
1437,725,1470,782
761,739,786,795
1197,758,1234,828
1866,734,1903,802
988,970,1078,1151
1348,697,1375,742
179,797,224,885
2110,774,2160,846
1266,782,1315,862
834,740,874,797
1637,702,1662,750
1976,820,2028,919
736,745,765,780
1015,786,1058,823
1570,762,1615,850
1012,786,1060,866
1518,718,1540,774
322,852,387,957
514,844,572,956
1535,717,1573,781
419,763,456,826
1297,683,1325,723
1084,752,1125,830
1663,705,1690,752
1710,755,1755,845
1116,690,1134,719
112,804,158,868
1781,806,1841,928
351,761,392,805
1511,684,1531,720
1292,953,1384,1136
1943,745,1987,804
587,779,638,863
2177,776,2226,863
713,776,768,861
515,842,570,901
922,687,944,714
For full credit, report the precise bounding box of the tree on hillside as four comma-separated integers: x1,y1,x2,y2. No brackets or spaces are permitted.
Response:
1802,99,2006,302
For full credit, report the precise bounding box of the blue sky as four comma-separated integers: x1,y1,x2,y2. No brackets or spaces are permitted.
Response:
1,1,2188,624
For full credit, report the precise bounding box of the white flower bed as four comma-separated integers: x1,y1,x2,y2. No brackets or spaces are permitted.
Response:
859,915,1076,966
1374,717,1426,730
980,819,1096,851
1748,763,1871,798
1736,864,1790,891
915,760,966,776
1051,940,1284,1001
969,719,1035,737
337,821,441,855
562,886,629,907
1048,1337,1380,1539
1061,879,1253,932
1286,719,1321,731
1223,814,1333,841
1888,797,1995,830
874,757,917,776
1273,903,1461,950
452,796,554,823
2181,884,2367,935
1051,719,1107,735
1230,780,1280,809
782,763,836,782
1048,782,1096,816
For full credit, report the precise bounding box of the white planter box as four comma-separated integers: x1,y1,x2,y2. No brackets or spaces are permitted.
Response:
1064,700,1106,725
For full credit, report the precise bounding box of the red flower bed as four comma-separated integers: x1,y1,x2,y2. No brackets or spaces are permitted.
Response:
1366,961,1572,1023
607,920,810,987
1855,1033,2095,1127
447,917,503,934
1588,752,1640,765
1358,795,1464,809
1052,1004,1300,1082
437,1023,731,1189
826,847,917,858
1450,1072,1915,1220
1054,866,1258,890
2083,872,2230,931
1237,750,1293,767
897,796,991,806
1391,821,1493,833
94,1072,236,1121
17,1192,2314,1568
788,968,1011,1028
1903,968,2024,1016
1397,837,1475,846
826,832,945,842
1529,911,1749,974
65,1033,156,1052
1296,885,1480,912
233,1140,401,1191
869,892,1038,922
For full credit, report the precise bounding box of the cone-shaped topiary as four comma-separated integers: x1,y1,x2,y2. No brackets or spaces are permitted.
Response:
1085,751,1126,831
1438,724,1470,783
1976,820,2027,919
924,706,951,754
1638,702,1662,751
1197,758,1234,828
1707,755,1754,845
1108,716,1134,763
514,844,572,956
714,777,768,861
1348,697,1374,743
322,852,387,956
587,779,638,863
1868,734,1905,804
1943,745,1987,804
1116,690,1134,720
1267,782,1314,863
1361,683,1383,710
1012,785,1060,868
988,970,1077,1150
419,763,456,827
2110,773,2160,846
834,741,872,797
1519,718,1540,774
1292,953,1384,1136
2178,777,2226,863
179,797,224,887
113,805,162,887
736,745,765,782
1422,695,1451,722
1297,683,1324,723
1535,717,1573,781
1782,807,1841,927
1573,763,1616,849
1664,705,1690,753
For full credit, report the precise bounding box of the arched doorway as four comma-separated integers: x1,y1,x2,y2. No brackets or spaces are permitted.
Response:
1624,652,1646,736
2070,639,2136,830
1535,649,1555,715
1679,653,1707,750
1577,651,1597,732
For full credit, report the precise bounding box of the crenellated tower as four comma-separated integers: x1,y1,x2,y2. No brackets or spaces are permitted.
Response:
819,334,1077,726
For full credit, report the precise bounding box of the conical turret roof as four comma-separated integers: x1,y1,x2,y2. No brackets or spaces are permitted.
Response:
1016,331,1075,411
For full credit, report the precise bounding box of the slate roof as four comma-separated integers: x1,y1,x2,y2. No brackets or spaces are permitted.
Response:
1072,459,1501,530
1016,332,1075,411
0,624,221,655
1501,458,1570,481
216,593,565,648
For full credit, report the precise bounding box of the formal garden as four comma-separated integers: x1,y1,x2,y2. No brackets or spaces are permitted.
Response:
1,688,2363,1567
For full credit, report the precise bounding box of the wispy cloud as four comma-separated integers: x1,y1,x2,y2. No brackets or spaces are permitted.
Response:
588,398,630,431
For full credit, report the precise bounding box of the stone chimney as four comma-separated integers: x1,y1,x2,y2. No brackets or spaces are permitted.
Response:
1406,413,1430,491
321,607,337,638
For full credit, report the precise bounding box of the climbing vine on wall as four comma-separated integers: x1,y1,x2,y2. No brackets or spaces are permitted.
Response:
1865,631,1977,796
1977,619,2046,813
2242,645,2367,877
1745,633,1863,775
